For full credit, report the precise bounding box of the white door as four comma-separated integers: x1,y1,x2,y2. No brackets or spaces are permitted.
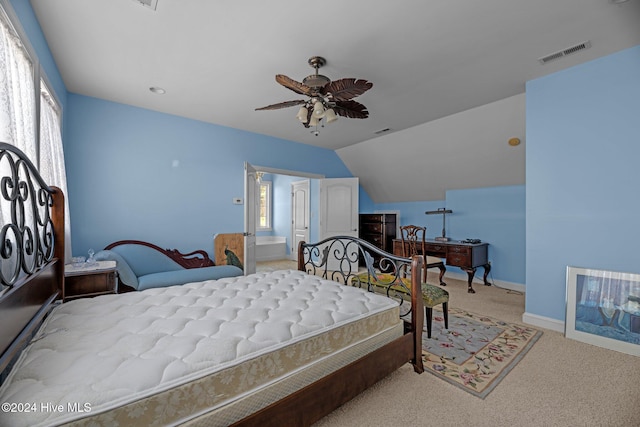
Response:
320,177,359,239
319,178,359,270
291,180,310,261
244,162,257,275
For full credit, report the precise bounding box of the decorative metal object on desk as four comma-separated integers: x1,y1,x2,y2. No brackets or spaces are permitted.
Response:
425,208,453,242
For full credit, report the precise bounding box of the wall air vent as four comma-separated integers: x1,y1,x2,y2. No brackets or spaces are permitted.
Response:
538,41,591,64
374,128,392,135
133,0,158,11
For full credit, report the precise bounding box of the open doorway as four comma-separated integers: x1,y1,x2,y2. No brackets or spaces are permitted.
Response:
245,165,322,273
244,165,360,274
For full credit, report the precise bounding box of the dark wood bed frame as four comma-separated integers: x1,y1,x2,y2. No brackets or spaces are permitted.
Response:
0,143,424,426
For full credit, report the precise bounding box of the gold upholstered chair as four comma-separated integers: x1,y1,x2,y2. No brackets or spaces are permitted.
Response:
400,225,449,338
354,225,449,338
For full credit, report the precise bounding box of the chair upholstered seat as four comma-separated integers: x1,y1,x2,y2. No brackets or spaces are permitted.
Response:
353,272,449,338
354,273,449,307
418,280,450,306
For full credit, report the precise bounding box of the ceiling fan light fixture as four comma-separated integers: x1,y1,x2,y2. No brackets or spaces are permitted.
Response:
324,108,338,124
255,55,372,136
313,101,325,117
296,106,308,123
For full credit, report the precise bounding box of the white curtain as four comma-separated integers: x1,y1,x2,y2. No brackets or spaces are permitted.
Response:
0,4,72,274
40,87,72,262
0,7,35,158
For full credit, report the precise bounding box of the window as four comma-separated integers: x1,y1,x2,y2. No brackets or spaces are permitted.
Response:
0,4,36,159
0,1,70,260
257,180,272,230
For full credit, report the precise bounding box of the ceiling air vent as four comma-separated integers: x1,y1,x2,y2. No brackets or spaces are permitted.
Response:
538,40,591,64
374,128,392,135
133,0,158,11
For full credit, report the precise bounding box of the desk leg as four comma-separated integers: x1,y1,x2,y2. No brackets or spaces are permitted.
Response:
462,268,476,293
483,263,491,286
438,264,446,287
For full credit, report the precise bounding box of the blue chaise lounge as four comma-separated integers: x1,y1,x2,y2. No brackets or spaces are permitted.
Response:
95,240,243,292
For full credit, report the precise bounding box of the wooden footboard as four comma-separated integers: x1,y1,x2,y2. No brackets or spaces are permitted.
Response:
233,333,416,427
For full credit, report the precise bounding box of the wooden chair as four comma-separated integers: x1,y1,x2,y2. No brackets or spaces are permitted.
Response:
399,225,446,286
399,225,449,338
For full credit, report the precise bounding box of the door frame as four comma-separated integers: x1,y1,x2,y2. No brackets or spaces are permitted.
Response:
290,179,310,261
244,165,324,272
244,162,258,275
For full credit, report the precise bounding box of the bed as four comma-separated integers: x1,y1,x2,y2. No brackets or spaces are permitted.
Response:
0,142,424,427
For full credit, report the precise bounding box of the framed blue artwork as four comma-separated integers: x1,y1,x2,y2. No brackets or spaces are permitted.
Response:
566,266,640,356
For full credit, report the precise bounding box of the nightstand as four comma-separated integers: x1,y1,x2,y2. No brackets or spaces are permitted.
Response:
64,260,118,301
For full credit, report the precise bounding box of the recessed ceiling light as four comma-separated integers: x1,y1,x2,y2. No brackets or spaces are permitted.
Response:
149,87,166,94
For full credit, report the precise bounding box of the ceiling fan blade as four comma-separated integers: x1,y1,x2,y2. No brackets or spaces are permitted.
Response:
333,100,369,119
255,99,306,111
323,78,372,101
276,75,314,96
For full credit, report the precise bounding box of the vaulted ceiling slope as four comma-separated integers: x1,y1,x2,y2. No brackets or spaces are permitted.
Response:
30,0,640,201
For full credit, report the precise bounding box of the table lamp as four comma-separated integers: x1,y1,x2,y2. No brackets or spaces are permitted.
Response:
425,208,453,241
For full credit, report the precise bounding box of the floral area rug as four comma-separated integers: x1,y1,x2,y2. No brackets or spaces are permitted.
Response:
422,307,543,399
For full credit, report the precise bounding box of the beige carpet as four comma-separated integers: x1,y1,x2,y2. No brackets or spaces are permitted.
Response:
305,272,640,427
256,259,298,272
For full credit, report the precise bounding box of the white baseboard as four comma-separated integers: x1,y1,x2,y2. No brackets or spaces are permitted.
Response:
443,271,526,294
522,312,565,333
441,270,564,333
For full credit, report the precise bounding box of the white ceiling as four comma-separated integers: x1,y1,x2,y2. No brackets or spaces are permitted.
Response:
29,0,640,201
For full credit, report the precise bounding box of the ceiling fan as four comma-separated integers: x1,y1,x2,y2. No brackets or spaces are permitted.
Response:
255,56,373,135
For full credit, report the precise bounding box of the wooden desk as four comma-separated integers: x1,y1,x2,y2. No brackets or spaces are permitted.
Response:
393,239,490,293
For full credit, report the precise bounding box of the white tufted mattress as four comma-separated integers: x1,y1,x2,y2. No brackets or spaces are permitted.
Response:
0,270,402,427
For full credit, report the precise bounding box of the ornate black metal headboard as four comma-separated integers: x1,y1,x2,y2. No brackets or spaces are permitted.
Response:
0,143,61,288
0,142,65,375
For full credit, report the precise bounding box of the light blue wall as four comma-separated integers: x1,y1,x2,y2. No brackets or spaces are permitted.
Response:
64,94,356,260
372,200,445,230
526,45,640,321
446,186,525,283
374,185,525,284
